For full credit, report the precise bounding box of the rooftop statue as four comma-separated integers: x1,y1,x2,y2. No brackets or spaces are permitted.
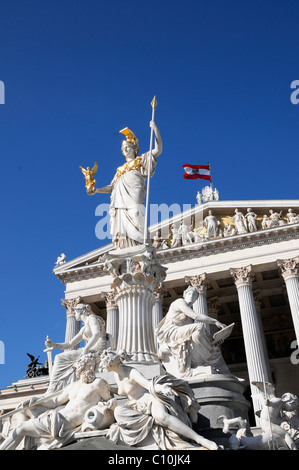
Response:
83,98,162,251
204,210,222,239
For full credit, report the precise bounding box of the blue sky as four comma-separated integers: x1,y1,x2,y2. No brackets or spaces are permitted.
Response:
1,0,299,389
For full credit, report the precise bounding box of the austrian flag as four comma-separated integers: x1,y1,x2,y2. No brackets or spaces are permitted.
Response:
183,164,211,181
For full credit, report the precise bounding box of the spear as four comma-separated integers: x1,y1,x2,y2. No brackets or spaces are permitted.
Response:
143,95,158,244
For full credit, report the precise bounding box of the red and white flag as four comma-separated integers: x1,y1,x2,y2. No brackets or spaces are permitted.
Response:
183,163,211,181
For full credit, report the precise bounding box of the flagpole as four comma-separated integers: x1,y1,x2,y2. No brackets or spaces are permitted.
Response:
208,162,213,190
143,96,157,244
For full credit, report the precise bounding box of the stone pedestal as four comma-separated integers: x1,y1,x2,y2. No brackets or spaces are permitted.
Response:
103,245,167,363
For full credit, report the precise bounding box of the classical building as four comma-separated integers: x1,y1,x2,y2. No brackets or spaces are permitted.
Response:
1,190,299,432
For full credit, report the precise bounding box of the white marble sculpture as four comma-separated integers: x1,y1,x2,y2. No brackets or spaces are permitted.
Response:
0,353,115,450
196,186,219,204
223,222,236,237
286,208,299,225
171,223,181,248
99,348,218,450
55,253,66,266
229,209,247,234
204,210,222,239
268,209,286,228
178,221,193,246
245,208,258,232
170,223,181,248
218,382,298,450
45,303,110,394
156,286,231,378
87,121,162,250
280,393,299,446
192,229,202,243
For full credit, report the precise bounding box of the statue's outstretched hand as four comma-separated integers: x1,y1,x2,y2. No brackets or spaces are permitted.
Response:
87,187,95,195
45,337,55,350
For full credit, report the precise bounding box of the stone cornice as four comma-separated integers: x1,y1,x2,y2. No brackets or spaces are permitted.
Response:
54,221,299,284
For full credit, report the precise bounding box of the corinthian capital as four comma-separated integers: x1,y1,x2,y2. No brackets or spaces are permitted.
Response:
230,265,255,287
185,273,210,293
101,291,117,308
277,256,299,280
61,297,83,316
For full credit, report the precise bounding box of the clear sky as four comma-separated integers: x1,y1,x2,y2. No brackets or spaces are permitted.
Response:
1,0,299,389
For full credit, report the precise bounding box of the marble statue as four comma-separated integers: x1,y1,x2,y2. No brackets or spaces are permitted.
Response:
268,209,286,228
0,353,115,450
245,208,258,232
178,221,193,246
203,210,222,239
286,208,299,225
45,303,110,394
280,393,299,446
262,214,269,230
55,253,66,266
171,223,181,248
192,229,202,243
223,222,236,237
229,209,247,234
197,186,219,204
218,382,298,450
87,121,162,250
99,348,218,450
156,286,231,377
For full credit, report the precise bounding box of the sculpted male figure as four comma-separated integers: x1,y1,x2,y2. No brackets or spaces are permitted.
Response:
0,354,116,450
156,286,231,377
87,121,162,250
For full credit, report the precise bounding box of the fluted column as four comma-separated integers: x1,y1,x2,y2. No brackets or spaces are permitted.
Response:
230,265,270,425
102,291,119,350
185,273,210,331
61,297,82,349
207,296,222,336
152,285,167,351
253,289,272,381
277,256,299,343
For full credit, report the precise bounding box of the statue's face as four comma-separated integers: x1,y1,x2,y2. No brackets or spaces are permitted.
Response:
121,142,135,161
184,289,197,305
75,306,86,321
